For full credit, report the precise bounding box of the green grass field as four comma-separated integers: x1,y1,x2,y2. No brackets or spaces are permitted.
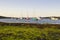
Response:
0,25,60,40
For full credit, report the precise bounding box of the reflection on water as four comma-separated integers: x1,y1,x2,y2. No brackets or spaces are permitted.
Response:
0,19,60,24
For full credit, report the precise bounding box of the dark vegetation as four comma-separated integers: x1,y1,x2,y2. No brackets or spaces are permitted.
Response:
0,22,59,40
0,22,60,28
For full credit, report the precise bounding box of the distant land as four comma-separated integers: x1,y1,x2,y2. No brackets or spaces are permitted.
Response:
0,16,19,19
0,16,60,19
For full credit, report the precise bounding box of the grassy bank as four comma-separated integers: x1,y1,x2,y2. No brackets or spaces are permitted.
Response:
0,26,60,40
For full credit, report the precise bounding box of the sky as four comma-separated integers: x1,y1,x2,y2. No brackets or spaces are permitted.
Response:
0,0,60,17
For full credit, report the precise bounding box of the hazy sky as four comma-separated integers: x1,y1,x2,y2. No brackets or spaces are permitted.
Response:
0,0,60,17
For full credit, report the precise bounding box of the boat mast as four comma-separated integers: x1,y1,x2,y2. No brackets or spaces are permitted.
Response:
33,8,36,17
20,9,23,19
27,9,29,18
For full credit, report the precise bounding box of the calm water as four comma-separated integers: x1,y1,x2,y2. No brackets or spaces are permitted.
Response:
0,19,60,24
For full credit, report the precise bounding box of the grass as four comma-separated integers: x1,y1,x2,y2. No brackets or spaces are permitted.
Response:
0,25,60,40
